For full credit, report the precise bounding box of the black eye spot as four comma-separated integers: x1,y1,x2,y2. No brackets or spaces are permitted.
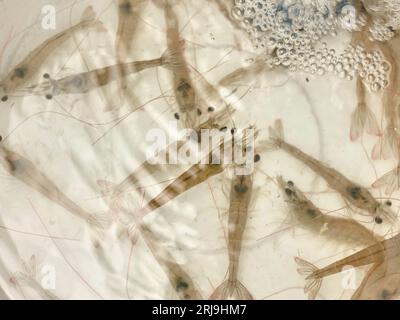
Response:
119,1,132,14
176,279,189,292
207,106,215,112
254,154,261,162
375,216,383,224
174,112,180,120
348,186,361,200
230,128,236,135
386,200,392,207
287,181,294,187
43,73,50,79
13,67,27,79
1,96,8,102
306,77,310,82
0,136,2,142
285,188,293,196
307,208,317,218
234,184,248,194
197,109,202,116
45,94,53,100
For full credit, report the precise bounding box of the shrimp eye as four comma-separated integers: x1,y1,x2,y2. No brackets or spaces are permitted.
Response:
197,109,202,116
1,95,8,102
285,188,293,196
207,106,215,112
386,200,392,207
231,128,237,135
0,135,2,142
287,181,294,187
45,94,53,100
174,112,180,120
374,216,383,224
43,73,50,79
220,126,227,132
254,154,261,162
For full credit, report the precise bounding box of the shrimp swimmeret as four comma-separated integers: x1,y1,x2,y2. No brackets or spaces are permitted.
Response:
0,145,110,228
24,49,180,98
210,174,254,300
295,233,400,300
264,119,397,226
0,6,104,101
277,177,381,248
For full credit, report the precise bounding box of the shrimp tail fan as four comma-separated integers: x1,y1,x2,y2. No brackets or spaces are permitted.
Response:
295,257,322,300
161,49,184,71
209,280,253,300
86,213,113,229
372,167,400,195
259,119,285,152
79,6,107,32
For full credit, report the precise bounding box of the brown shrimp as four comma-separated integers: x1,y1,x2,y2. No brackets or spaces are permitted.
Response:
277,177,381,248
0,6,103,101
210,174,254,300
295,233,400,300
0,145,110,228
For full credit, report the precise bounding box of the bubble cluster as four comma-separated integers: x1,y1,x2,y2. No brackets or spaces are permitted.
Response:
231,0,392,91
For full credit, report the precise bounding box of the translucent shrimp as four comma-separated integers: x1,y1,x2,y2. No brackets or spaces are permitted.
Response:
0,145,110,228
163,0,198,128
371,36,400,160
115,0,148,110
263,119,397,225
97,105,234,199
107,194,203,300
277,177,381,248
24,49,180,98
295,233,400,300
210,174,254,300
0,6,103,101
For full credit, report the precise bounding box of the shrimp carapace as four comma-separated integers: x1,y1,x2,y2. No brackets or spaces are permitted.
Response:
210,174,254,300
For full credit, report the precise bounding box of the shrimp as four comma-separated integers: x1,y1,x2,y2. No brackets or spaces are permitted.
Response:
110,197,202,299
0,6,103,101
0,145,110,228
115,0,148,110
371,35,400,160
130,125,256,219
264,119,396,225
97,105,234,198
163,0,198,128
277,177,381,247
115,0,145,60
210,174,254,300
352,256,400,300
25,49,180,97
295,233,400,300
